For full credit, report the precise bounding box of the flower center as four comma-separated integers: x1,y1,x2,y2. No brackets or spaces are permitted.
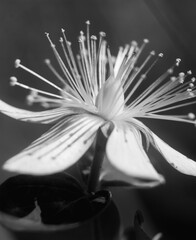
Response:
96,76,124,120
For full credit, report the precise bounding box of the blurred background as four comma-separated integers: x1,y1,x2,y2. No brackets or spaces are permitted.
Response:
0,0,196,239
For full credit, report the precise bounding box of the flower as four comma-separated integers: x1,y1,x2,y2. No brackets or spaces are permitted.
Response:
1,21,196,187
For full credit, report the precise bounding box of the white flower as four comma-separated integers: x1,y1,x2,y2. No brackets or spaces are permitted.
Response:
1,21,196,187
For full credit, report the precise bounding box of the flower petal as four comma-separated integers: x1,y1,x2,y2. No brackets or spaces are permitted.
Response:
105,123,164,185
3,114,104,175
100,163,165,188
152,133,196,176
0,99,76,124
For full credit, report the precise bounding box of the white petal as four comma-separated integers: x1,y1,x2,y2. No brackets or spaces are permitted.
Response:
152,133,196,176
3,114,104,175
101,158,165,188
105,123,164,184
0,99,75,124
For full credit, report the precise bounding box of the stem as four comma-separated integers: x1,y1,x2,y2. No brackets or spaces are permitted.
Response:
87,127,107,193
92,218,103,240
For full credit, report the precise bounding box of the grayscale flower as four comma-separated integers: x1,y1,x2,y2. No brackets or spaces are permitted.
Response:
1,21,196,187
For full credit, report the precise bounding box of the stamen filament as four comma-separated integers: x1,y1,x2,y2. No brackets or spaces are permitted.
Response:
124,51,155,104
15,59,63,92
10,77,63,99
44,59,66,85
45,33,84,101
139,113,195,124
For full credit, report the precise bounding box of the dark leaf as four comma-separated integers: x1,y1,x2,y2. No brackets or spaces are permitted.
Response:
39,190,111,224
0,172,85,218
0,174,113,225
101,180,132,188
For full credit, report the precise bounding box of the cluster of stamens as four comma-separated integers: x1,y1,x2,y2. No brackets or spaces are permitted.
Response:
9,20,196,125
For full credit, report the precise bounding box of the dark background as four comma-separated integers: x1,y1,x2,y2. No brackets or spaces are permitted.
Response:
0,0,196,239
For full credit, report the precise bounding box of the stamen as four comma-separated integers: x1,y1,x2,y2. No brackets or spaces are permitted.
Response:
170,76,177,82
44,59,66,85
124,50,156,103
9,77,63,99
98,39,107,89
45,32,55,47
61,28,80,76
97,31,106,62
15,59,63,92
26,90,38,105
61,29,91,104
134,39,149,61
143,52,163,76
12,25,196,129
59,36,79,83
15,59,21,68
188,112,195,120
137,113,196,124
46,32,87,102
10,76,17,86
127,60,188,113
178,72,185,84
176,58,181,66
188,91,195,98
78,33,92,99
86,20,92,69
90,35,98,99
189,83,194,88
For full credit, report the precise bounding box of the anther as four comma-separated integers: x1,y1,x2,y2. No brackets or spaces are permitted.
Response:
191,77,196,83
15,59,21,68
99,31,106,37
187,90,195,98
45,32,55,48
134,67,139,72
86,20,90,25
79,33,85,42
41,102,50,108
175,58,181,66
167,68,174,74
179,72,185,84
26,95,34,105
179,72,185,77
188,112,195,120
10,76,17,86
170,76,177,82
44,59,51,65
143,39,149,44
140,74,146,80
189,83,194,88
158,53,164,58
131,41,138,47
91,35,97,40
26,90,38,105
187,70,192,75
150,51,155,56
